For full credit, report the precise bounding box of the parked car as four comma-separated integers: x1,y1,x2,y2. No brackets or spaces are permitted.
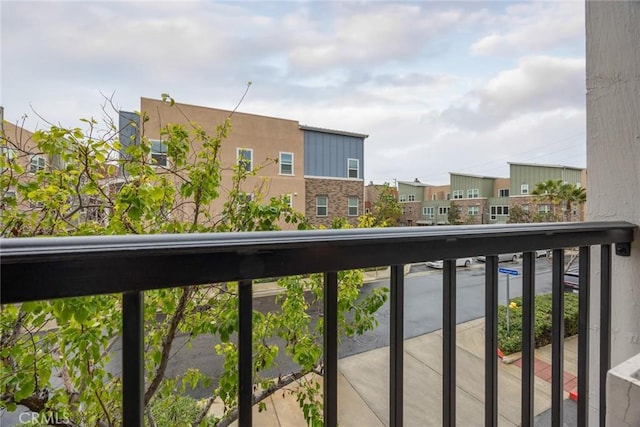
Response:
564,267,579,293
476,250,548,262
426,257,473,269
476,253,519,263
535,249,550,258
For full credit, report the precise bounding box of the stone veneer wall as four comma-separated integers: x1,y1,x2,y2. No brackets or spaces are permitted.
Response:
399,201,421,226
449,199,487,225
305,178,363,227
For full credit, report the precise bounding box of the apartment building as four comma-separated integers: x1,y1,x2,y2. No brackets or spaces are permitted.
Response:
119,98,367,228
397,162,586,226
396,179,431,226
1,114,43,212
302,126,366,228
508,162,586,222
418,183,452,226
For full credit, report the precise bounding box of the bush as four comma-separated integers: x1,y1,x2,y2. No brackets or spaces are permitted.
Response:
498,293,579,355
148,395,214,427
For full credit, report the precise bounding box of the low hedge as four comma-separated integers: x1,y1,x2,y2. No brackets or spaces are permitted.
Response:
498,292,579,355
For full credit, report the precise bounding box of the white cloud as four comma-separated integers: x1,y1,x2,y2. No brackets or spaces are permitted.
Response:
1,1,587,185
471,1,584,56
441,55,585,131
287,3,464,72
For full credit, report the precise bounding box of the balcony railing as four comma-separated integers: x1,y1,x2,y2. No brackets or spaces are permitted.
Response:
1,221,636,427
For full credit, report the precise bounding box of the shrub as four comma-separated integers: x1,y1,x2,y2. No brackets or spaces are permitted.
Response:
498,293,579,355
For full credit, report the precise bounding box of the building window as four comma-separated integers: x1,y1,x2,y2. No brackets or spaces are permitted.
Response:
29,155,46,173
283,194,293,208
348,197,358,216
279,152,293,175
423,206,434,217
237,193,253,207
438,206,450,215
453,190,463,199
347,158,359,178
2,189,16,208
1,147,17,171
29,200,45,209
150,139,168,167
490,205,509,220
237,148,253,172
521,184,529,195
316,196,328,216
432,194,437,201
467,189,480,198
407,194,415,202
499,188,510,197
538,204,551,214
399,194,407,202
446,193,451,200
468,206,479,215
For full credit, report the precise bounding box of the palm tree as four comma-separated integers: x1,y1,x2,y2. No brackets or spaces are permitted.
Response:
559,184,586,221
532,179,564,220
532,180,587,222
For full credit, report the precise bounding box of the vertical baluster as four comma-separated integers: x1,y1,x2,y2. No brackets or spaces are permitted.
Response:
390,265,404,427
599,244,612,427
578,246,591,426
122,291,144,427
521,252,535,427
485,255,498,427
443,259,457,426
551,249,565,426
324,272,338,426
238,279,253,427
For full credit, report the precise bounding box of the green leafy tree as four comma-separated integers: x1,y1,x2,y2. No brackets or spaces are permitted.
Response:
447,202,463,225
0,95,387,426
360,183,401,227
507,205,533,224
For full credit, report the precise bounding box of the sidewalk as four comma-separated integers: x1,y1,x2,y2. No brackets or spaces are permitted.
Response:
241,264,579,426
233,318,578,426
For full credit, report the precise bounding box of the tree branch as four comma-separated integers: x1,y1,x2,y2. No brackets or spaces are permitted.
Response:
144,286,193,405
216,366,323,427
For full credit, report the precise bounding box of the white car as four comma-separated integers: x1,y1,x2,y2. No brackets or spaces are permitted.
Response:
476,250,548,263
476,253,519,263
426,258,473,269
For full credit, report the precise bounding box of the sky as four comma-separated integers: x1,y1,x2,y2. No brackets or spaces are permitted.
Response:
1,0,586,185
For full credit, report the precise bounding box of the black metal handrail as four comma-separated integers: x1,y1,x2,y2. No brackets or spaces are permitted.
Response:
1,221,636,427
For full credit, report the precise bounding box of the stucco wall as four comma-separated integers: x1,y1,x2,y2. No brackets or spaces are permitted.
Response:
138,98,306,229
586,1,640,423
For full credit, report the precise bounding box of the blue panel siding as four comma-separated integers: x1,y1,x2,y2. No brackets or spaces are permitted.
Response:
119,111,140,159
304,130,364,179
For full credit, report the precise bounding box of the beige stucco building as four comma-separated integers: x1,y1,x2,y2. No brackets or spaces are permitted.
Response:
120,99,367,229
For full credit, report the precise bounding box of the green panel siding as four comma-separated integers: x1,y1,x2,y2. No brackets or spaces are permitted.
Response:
398,182,424,202
421,200,450,224
450,174,495,198
510,165,583,195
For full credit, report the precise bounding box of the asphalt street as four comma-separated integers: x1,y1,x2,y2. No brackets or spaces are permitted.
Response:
108,257,559,397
